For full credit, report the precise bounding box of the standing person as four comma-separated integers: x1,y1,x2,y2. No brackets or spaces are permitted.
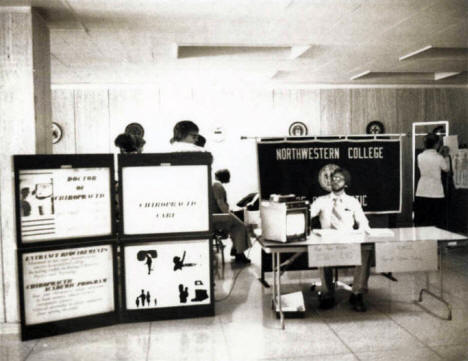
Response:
170,120,206,152
310,168,371,312
212,169,251,264
414,133,450,228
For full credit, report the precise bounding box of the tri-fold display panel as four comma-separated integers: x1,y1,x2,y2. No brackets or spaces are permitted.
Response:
14,152,214,339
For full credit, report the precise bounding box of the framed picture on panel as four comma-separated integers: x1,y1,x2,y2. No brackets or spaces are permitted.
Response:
118,152,213,241
14,154,116,248
17,241,119,340
119,238,214,322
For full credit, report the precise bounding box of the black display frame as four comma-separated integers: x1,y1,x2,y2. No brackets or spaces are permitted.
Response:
117,152,214,242
119,237,214,323
13,154,117,248
17,240,120,341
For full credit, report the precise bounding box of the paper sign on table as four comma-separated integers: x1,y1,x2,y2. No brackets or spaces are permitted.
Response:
308,243,361,267
375,240,437,273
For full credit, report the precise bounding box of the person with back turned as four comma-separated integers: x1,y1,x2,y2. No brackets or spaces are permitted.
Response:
212,169,252,264
414,133,450,228
114,133,145,154
169,120,206,152
309,167,371,312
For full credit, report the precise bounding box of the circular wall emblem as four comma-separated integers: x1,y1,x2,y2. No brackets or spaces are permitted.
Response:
318,163,340,192
288,122,308,136
212,126,225,143
125,122,145,138
366,120,385,134
52,122,63,144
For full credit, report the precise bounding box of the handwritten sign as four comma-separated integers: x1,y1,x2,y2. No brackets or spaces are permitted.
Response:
308,243,361,267
375,240,437,273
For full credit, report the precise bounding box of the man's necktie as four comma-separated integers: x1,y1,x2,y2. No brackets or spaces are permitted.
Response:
330,198,344,230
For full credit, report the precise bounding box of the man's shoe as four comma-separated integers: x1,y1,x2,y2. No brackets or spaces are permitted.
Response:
235,253,251,264
318,294,335,310
352,293,367,312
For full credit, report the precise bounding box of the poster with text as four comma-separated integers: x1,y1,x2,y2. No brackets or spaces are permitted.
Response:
124,240,211,309
18,168,112,243
22,244,115,326
121,165,210,235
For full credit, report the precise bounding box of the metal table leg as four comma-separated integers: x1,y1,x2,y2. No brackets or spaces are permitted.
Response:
270,251,285,329
271,251,277,313
276,252,284,329
414,246,452,320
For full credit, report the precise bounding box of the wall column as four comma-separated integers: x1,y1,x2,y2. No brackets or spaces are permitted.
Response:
0,7,51,327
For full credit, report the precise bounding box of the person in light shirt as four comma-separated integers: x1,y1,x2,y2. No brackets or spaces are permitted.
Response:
310,167,371,312
169,120,207,152
414,133,450,228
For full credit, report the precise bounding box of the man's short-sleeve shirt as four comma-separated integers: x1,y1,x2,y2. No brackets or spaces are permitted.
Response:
310,192,369,231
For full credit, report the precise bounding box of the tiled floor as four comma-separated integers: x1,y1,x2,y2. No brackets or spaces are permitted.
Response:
1,242,468,361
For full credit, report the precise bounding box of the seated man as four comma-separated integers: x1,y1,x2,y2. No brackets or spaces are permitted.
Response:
212,169,251,264
310,167,372,312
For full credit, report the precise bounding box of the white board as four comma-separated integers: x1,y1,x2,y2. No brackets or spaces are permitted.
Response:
375,240,438,273
124,239,211,309
121,165,209,235
308,243,362,267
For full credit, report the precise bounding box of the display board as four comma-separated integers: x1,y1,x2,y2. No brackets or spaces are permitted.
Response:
14,155,115,247
17,241,118,340
257,138,401,213
120,238,214,322
118,152,213,240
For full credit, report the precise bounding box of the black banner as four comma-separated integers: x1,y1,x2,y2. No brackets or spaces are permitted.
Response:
257,139,401,213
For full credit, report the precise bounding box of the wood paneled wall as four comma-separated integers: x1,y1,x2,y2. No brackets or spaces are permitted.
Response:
51,87,468,227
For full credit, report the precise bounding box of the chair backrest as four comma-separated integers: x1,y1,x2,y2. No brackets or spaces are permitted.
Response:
214,228,229,239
